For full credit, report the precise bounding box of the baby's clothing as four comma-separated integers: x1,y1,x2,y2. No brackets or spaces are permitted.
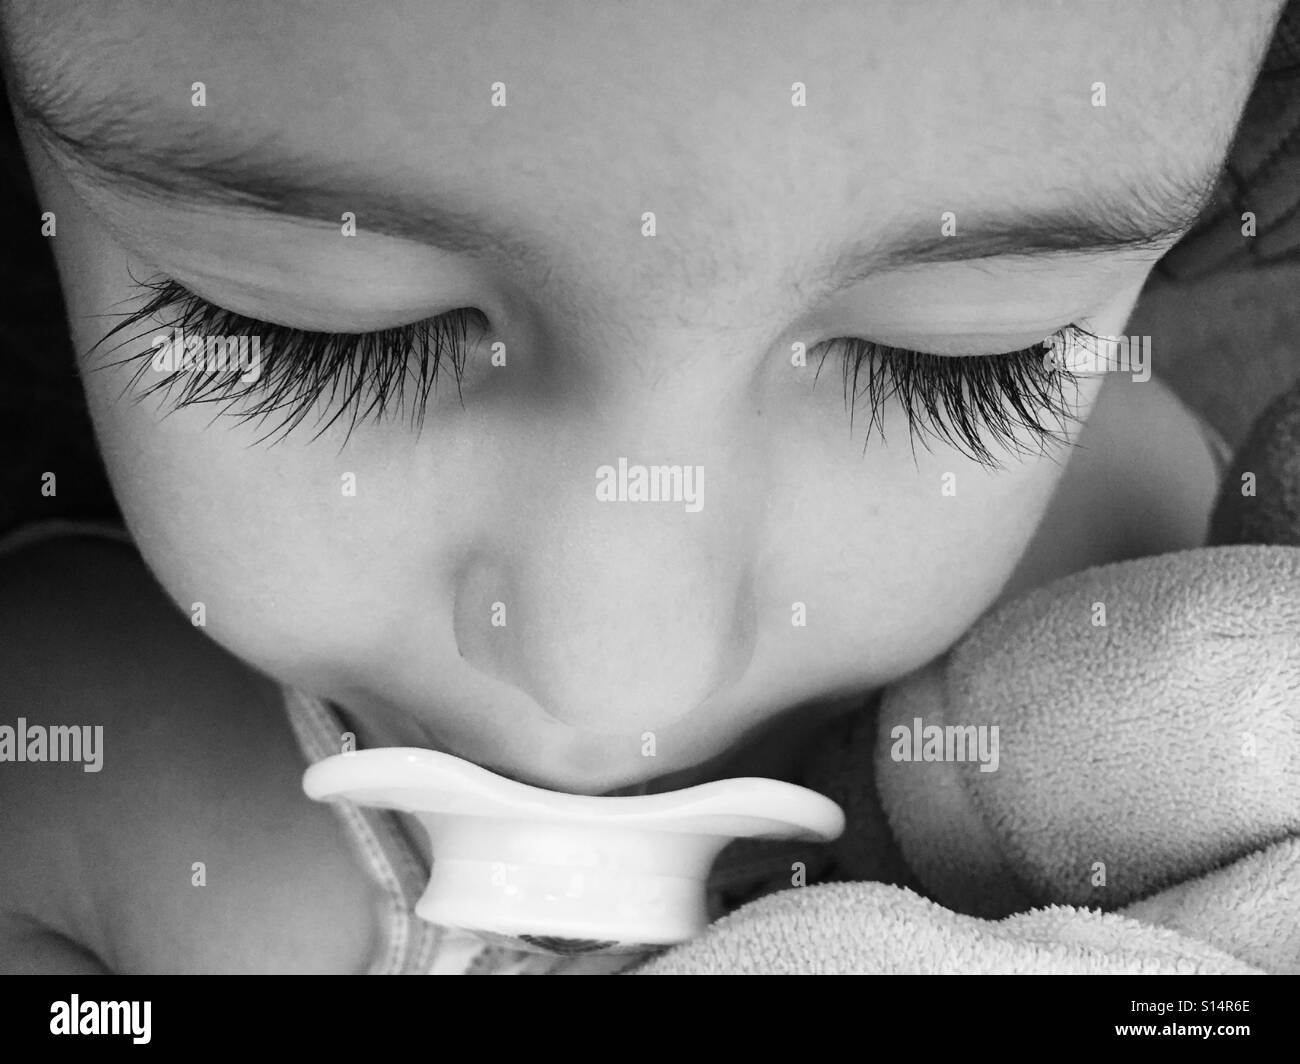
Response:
282,684,648,974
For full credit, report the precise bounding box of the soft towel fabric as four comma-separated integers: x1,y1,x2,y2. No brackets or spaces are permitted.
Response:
1156,0,1300,278
1120,836,1300,975
636,548,1300,975
1210,377,1300,546
875,544,1300,919
632,882,1264,975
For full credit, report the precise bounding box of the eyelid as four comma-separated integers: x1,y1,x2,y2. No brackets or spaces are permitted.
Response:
858,332,1075,358
97,275,1087,468
818,322,1098,361
123,274,486,340
811,323,1090,465
94,274,485,444
141,272,452,336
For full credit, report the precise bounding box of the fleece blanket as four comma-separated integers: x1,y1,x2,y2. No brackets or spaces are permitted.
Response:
632,378,1300,976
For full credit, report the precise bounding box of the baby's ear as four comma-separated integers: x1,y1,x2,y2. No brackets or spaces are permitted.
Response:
1209,373,1300,546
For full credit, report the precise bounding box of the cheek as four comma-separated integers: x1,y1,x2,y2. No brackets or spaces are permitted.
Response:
875,466,1053,629
32,154,411,685
79,392,381,680
764,447,1076,694
69,333,417,692
761,358,1106,669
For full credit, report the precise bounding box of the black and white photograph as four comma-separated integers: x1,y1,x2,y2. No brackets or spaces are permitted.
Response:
0,0,1296,1039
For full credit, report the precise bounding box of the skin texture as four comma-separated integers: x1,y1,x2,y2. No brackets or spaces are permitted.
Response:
0,0,1284,799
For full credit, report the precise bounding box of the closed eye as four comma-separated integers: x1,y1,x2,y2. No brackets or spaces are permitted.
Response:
92,274,486,445
813,326,1093,466
92,273,1092,465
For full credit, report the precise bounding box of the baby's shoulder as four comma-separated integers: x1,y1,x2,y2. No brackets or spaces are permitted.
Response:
0,535,378,973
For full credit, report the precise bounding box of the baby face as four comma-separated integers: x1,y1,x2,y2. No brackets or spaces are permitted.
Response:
2,0,1281,792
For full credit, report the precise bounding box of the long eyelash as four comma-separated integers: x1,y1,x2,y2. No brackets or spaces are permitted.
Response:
815,327,1094,467
94,275,1090,464
91,275,484,445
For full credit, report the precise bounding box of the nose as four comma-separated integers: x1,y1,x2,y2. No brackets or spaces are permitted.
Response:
451,461,760,734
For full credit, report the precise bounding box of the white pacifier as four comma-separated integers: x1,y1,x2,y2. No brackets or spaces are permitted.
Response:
303,748,844,955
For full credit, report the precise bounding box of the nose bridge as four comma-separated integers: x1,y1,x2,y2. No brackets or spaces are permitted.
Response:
451,438,761,735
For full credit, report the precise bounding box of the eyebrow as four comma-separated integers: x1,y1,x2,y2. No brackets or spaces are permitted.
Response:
808,167,1223,296
15,77,1223,292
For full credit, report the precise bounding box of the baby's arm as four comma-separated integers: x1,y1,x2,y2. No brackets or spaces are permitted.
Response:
0,875,100,972
0,804,108,973
0,540,127,973
0,537,379,974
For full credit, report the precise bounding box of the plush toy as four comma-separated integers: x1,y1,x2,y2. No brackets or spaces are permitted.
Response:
635,377,1300,974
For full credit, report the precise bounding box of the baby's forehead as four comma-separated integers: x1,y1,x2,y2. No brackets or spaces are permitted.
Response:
2,0,1275,316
